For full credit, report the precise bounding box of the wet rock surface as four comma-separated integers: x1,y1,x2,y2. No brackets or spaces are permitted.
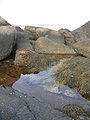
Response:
0,86,72,120
12,67,90,120
0,58,30,86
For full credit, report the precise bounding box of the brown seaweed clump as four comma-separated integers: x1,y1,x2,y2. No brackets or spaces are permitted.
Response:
61,104,87,119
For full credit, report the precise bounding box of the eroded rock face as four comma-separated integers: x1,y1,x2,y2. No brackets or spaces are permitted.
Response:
58,28,76,46
73,39,90,58
0,86,72,120
72,21,90,41
56,56,90,99
0,26,16,60
0,16,11,26
35,37,76,55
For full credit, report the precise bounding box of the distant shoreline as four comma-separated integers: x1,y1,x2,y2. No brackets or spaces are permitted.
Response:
13,24,74,31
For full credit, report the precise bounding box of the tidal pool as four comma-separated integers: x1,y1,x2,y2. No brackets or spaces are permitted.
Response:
12,63,90,111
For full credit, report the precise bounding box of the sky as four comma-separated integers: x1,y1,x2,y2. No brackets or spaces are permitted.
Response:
0,0,90,30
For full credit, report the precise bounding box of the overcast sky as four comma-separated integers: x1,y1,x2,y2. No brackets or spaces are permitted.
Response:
0,0,90,30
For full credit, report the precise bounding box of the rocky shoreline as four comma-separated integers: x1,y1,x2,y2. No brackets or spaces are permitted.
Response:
0,16,90,120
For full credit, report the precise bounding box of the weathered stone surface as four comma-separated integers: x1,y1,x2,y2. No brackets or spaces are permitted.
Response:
58,28,75,46
14,51,50,73
0,26,16,60
0,16,11,26
15,30,33,51
73,39,90,58
46,29,64,44
72,21,90,41
56,56,90,99
24,26,64,43
35,37,76,55
24,26,50,40
0,86,72,120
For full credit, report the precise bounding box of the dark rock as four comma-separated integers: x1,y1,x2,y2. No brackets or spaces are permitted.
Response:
0,16,11,26
15,31,33,51
73,39,90,58
0,86,72,120
0,26,16,60
14,26,24,32
14,27,34,66
72,21,90,41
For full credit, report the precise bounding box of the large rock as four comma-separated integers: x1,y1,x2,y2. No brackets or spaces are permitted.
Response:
73,39,90,58
0,16,11,26
24,26,50,40
14,51,50,73
24,26,64,43
35,37,76,55
0,86,72,120
14,26,34,67
56,56,90,99
14,27,52,73
0,26,16,60
58,28,76,46
15,27,33,51
46,29,64,44
72,21,90,41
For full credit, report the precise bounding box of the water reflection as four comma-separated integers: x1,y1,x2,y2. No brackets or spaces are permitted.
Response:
13,62,88,104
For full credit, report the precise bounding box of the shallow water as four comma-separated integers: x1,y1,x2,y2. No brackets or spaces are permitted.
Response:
12,63,90,110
